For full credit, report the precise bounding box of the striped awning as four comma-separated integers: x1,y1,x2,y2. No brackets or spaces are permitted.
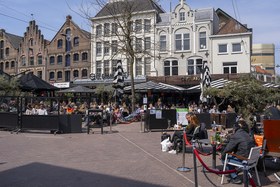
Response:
187,78,232,93
124,81,186,93
263,82,280,88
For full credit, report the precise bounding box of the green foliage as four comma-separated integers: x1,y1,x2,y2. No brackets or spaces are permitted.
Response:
0,75,20,96
204,76,280,121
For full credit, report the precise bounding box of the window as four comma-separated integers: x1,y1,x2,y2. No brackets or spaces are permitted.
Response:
38,55,42,65
82,52,88,61
175,33,190,51
232,43,241,53
49,56,55,65
104,60,110,76
73,53,79,62
73,37,79,46
136,58,142,76
57,39,63,48
82,69,87,78
29,39,33,46
37,71,42,79
144,57,151,76
57,55,63,65
5,48,9,56
73,70,79,78
96,61,102,78
0,40,3,59
65,29,71,52
199,32,207,49
96,42,102,56
29,56,34,66
65,71,70,82
57,71,62,79
104,23,110,36
96,25,102,37
104,41,110,56
144,19,151,32
160,35,167,51
0,62,3,70
112,60,118,74
5,61,9,69
21,56,26,66
164,60,178,76
65,54,71,67
11,61,15,68
49,72,55,80
112,40,118,54
111,23,118,35
144,37,151,50
135,19,142,33
223,62,237,74
187,58,203,75
218,44,228,53
179,12,185,21
136,38,142,51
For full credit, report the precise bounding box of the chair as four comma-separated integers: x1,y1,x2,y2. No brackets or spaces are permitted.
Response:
221,146,261,186
262,120,280,176
175,125,202,153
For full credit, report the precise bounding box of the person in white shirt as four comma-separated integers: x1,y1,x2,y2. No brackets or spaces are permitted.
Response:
25,104,33,115
37,104,48,115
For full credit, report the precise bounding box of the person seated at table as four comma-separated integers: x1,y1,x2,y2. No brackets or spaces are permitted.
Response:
169,113,199,154
209,105,219,113
37,104,48,115
220,119,255,184
25,104,33,115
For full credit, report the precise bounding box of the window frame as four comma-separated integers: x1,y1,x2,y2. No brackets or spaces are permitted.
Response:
164,60,178,76
223,62,237,74
232,43,242,53
218,44,228,54
199,31,207,50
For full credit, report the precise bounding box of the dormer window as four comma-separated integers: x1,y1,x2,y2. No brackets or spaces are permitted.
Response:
179,12,185,21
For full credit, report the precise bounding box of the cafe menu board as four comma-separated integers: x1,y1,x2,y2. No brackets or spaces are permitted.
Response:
176,108,189,126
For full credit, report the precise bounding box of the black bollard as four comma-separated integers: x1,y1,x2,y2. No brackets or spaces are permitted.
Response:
192,140,198,187
177,128,191,172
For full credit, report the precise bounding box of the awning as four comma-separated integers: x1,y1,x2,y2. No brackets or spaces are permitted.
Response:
262,82,280,88
58,85,95,93
187,78,232,93
124,81,186,93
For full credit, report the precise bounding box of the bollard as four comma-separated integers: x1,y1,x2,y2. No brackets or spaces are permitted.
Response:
109,111,112,133
177,128,191,172
192,140,198,187
140,114,143,132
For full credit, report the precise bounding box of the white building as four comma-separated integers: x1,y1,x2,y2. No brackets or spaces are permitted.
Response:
87,0,252,85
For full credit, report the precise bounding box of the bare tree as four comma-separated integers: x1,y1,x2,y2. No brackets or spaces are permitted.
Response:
76,0,164,111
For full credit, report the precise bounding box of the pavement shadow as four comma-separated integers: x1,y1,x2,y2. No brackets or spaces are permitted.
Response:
0,162,167,187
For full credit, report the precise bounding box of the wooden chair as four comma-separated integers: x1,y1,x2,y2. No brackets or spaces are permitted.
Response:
221,146,261,186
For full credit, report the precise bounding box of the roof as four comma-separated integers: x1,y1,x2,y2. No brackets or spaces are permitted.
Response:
50,15,90,43
255,66,272,75
4,32,23,49
19,72,58,91
215,8,251,35
95,0,165,18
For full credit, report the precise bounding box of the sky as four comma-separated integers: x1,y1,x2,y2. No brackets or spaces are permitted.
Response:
1,0,280,73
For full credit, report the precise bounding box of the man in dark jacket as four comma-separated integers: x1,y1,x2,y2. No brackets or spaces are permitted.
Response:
221,120,255,184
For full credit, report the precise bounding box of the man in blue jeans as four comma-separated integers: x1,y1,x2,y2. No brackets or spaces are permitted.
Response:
221,119,255,184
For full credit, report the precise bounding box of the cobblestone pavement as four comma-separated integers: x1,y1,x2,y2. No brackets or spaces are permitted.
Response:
0,122,279,187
